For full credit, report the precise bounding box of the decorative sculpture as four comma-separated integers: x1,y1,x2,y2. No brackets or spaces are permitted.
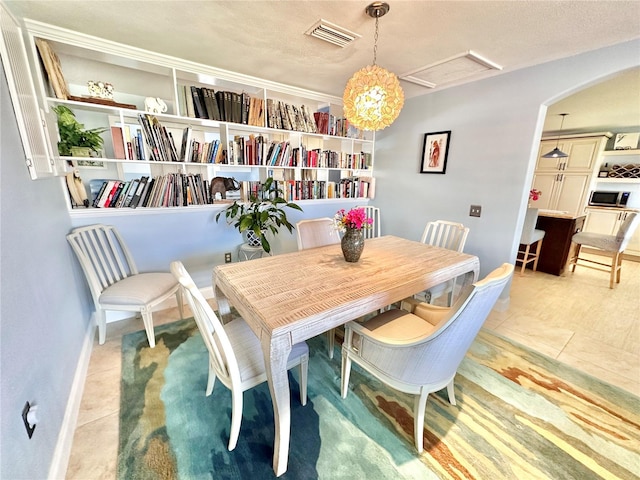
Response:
144,97,168,114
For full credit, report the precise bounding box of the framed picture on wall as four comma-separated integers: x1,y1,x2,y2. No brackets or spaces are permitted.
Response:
420,131,451,174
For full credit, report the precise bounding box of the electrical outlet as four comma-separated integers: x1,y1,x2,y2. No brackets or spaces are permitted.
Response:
224,252,232,263
469,205,482,217
22,402,36,439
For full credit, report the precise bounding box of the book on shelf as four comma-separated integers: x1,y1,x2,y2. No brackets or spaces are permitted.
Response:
183,85,195,118
241,92,250,125
179,126,193,162
190,86,208,119
96,180,119,208
130,176,149,208
215,91,226,122
110,126,126,159
202,88,221,121
122,179,139,207
108,181,126,207
139,178,154,207
91,180,109,207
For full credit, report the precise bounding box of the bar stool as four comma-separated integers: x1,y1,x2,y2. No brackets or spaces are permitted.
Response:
569,212,639,288
516,208,545,274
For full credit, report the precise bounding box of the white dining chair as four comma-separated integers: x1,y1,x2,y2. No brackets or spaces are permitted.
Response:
418,220,470,305
357,205,381,239
341,263,514,453
296,217,341,358
171,261,308,450
67,224,183,347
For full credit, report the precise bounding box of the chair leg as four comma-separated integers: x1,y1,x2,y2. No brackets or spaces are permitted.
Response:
341,352,352,399
616,252,623,284
141,310,156,348
96,308,107,345
570,244,582,272
446,379,456,406
532,239,543,272
299,354,308,406
206,359,216,396
327,328,335,359
414,389,430,453
520,244,531,274
175,288,184,319
610,252,621,288
228,389,243,451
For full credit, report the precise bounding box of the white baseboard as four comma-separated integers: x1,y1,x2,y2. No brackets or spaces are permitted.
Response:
493,296,510,312
48,316,95,480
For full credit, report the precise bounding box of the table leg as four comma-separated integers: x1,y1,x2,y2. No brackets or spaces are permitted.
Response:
214,284,232,324
262,333,292,477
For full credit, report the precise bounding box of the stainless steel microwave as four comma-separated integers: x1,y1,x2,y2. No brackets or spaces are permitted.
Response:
588,190,631,207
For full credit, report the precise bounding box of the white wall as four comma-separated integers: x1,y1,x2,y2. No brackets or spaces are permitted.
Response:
373,39,640,283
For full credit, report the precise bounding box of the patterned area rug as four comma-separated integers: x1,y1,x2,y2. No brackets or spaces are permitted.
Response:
118,318,640,480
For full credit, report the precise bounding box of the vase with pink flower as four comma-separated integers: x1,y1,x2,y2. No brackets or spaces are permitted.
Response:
334,207,373,262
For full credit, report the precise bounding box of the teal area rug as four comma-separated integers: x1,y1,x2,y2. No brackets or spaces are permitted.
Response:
118,318,640,479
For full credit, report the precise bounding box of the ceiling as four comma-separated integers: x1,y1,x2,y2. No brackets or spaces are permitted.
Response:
5,1,640,134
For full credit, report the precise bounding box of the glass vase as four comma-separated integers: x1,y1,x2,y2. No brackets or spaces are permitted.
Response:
341,227,365,262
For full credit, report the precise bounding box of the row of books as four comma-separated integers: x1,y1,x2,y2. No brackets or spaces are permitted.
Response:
137,114,180,162
265,99,317,133
111,125,146,160
239,176,375,203
91,173,213,209
179,85,265,127
313,111,364,139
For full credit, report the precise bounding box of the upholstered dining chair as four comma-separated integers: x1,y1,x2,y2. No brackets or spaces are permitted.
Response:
171,261,308,451
569,211,640,288
418,220,470,305
67,224,183,347
516,207,546,274
340,263,514,453
296,217,341,358
357,205,381,239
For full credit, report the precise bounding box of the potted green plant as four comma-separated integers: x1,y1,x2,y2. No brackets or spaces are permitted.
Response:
53,105,107,157
216,177,302,254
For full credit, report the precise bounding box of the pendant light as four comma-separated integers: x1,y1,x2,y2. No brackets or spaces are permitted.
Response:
343,2,404,131
542,113,569,158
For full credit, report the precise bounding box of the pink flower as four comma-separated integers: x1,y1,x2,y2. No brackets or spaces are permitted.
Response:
529,189,542,201
334,208,373,231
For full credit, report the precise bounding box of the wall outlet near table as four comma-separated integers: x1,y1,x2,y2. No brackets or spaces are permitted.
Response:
224,252,232,263
469,205,482,217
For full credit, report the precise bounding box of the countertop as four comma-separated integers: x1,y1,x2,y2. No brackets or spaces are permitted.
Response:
537,209,586,220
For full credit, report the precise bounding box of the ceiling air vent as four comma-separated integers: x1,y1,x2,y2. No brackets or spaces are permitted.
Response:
304,19,361,48
400,51,503,89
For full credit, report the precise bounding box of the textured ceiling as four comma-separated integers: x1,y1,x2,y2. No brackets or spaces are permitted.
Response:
5,0,640,133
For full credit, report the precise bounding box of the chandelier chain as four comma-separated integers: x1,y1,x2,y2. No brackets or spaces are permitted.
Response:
373,16,379,65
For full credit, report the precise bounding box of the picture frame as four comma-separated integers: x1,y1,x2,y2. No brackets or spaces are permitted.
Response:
420,131,451,174
75,159,106,169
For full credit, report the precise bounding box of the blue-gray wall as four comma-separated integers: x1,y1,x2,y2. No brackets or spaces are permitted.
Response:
1,63,91,479
373,39,640,281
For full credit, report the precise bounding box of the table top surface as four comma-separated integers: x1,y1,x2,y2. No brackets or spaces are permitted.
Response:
214,235,479,342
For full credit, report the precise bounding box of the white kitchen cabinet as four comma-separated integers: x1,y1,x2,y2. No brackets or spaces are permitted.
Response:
583,207,640,257
532,133,610,216
531,171,591,216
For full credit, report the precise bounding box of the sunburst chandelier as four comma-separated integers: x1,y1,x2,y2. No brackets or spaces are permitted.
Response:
343,2,404,132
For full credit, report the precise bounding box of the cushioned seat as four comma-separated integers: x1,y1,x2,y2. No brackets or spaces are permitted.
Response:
569,212,640,288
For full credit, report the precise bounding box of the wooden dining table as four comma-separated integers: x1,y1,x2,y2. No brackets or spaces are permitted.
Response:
213,235,480,476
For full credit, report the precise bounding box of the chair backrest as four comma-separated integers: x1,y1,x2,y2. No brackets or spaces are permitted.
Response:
357,206,381,239
420,220,470,252
372,263,514,387
616,212,640,251
170,261,240,389
520,207,540,244
67,224,138,304
296,217,340,250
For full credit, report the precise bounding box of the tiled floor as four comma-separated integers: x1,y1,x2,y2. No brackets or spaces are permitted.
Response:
65,255,640,479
